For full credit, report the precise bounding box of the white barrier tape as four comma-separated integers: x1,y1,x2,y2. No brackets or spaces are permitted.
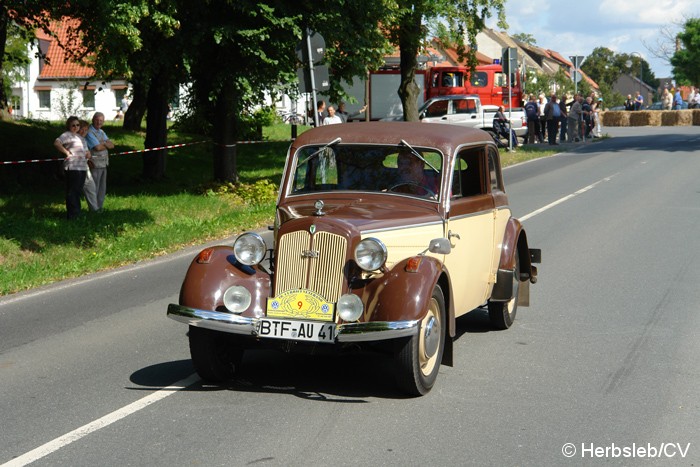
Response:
1,139,288,165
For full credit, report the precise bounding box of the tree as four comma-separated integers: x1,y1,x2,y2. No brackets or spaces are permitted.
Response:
512,32,536,46
670,17,700,86
1,2,53,114
385,0,506,122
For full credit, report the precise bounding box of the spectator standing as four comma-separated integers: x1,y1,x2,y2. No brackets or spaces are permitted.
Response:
624,94,635,111
336,102,367,123
558,95,569,142
662,89,673,110
688,87,697,109
313,100,326,126
673,88,683,110
524,95,539,144
537,94,547,142
322,106,343,125
594,98,603,137
582,96,593,139
53,116,89,220
78,120,99,212
85,112,114,211
567,95,583,143
544,95,561,145
634,91,644,110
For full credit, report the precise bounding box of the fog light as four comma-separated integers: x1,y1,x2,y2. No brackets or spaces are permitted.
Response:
337,293,363,322
222,285,251,313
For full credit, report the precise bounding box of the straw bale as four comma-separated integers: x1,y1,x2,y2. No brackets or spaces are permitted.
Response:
600,111,629,127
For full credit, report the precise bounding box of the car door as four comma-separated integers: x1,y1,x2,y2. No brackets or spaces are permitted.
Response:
442,145,496,316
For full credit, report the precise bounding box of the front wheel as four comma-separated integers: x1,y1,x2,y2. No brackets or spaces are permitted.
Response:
488,250,520,330
395,285,446,396
188,326,243,382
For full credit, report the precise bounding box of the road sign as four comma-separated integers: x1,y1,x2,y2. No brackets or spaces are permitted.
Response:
296,32,326,65
297,65,330,93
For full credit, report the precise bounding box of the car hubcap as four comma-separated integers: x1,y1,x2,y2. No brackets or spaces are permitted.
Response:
419,298,441,375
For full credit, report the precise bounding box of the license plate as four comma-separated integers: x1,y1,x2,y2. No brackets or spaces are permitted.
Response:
256,319,336,344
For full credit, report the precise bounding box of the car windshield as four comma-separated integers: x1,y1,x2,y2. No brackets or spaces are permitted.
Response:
291,144,443,200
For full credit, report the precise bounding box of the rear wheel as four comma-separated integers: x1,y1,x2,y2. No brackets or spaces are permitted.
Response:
188,326,243,382
395,285,446,396
488,251,520,330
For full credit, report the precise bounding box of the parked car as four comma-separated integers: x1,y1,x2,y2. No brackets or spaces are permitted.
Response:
647,101,688,110
384,94,528,138
167,122,540,396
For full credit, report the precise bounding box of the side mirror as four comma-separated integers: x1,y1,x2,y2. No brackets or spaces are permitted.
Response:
428,238,451,255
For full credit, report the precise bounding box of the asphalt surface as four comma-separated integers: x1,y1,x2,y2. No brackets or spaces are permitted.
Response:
1,125,699,466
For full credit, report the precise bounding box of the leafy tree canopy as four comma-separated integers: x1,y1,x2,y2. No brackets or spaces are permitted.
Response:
670,17,700,85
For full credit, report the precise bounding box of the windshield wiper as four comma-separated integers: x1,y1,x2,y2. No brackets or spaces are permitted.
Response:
297,137,342,167
399,139,439,173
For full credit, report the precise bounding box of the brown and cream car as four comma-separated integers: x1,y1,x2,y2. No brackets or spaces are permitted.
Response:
167,122,540,395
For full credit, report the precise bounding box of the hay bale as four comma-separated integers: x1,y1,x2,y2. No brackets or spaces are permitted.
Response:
660,110,693,126
629,111,659,126
692,109,700,126
600,111,629,127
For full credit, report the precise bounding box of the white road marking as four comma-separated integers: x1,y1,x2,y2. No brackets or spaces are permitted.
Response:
519,173,618,222
1,373,200,467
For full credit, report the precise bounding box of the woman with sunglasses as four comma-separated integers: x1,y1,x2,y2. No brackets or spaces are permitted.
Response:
54,116,90,220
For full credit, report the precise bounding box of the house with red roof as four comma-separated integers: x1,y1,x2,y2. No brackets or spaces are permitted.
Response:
10,18,129,121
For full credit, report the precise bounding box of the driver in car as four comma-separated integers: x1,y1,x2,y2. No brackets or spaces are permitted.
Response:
391,150,439,198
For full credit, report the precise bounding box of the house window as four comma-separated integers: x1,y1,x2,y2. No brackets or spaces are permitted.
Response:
38,90,51,109
82,89,95,109
114,88,127,108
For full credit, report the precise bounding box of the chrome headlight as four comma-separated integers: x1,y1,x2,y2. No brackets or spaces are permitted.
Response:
233,232,266,266
354,238,387,272
222,285,251,313
337,293,363,322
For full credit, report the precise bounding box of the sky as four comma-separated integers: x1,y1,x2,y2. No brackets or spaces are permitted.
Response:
488,0,700,79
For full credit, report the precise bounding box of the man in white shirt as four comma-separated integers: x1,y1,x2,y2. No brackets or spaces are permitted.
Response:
322,106,343,125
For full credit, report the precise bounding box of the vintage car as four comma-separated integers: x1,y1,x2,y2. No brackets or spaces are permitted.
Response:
167,122,540,396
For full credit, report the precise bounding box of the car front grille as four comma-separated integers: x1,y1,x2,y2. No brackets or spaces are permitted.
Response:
275,231,347,303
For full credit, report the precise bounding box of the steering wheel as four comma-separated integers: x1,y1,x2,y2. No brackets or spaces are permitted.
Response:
388,182,436,198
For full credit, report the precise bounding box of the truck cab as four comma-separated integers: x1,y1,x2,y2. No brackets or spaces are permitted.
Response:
427,64,522,108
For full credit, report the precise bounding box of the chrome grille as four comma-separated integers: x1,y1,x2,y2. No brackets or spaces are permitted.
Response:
275,230,347,303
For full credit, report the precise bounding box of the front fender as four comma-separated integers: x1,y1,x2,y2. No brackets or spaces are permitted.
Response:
361,256,443,323
179,246,271,317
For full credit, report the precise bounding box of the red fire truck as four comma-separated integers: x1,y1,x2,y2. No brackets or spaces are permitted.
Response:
335,64,523,121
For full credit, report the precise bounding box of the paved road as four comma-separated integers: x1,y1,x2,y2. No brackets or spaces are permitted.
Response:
1,126,699,466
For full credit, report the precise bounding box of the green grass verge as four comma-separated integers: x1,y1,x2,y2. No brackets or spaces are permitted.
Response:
0,119,561,296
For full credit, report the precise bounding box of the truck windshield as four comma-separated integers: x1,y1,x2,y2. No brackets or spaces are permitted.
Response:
291,145,443,200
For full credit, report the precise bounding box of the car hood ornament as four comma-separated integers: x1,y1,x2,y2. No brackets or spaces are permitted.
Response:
314,200,325,216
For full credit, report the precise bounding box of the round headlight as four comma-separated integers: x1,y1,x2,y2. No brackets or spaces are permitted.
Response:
222,285,251,313
233,232,266,266
354,238,387,272
337,293,363,322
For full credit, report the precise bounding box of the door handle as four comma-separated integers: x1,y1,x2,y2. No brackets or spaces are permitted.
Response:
448,230,461,247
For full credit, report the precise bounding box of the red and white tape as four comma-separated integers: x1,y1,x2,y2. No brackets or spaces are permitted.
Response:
1,139,288,165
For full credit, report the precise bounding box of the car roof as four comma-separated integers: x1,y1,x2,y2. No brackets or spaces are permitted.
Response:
291,122,492,157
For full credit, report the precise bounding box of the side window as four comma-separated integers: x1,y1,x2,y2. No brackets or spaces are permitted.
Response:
452,148,485,198
488,148,503,192
470,72,488,88
495,73,508,87
425,100,448,118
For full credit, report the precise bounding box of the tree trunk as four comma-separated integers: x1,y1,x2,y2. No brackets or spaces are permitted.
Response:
212,80,238,183
142,72,169,180
123,79,147,131
0,13,9,115
398,11,423,122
